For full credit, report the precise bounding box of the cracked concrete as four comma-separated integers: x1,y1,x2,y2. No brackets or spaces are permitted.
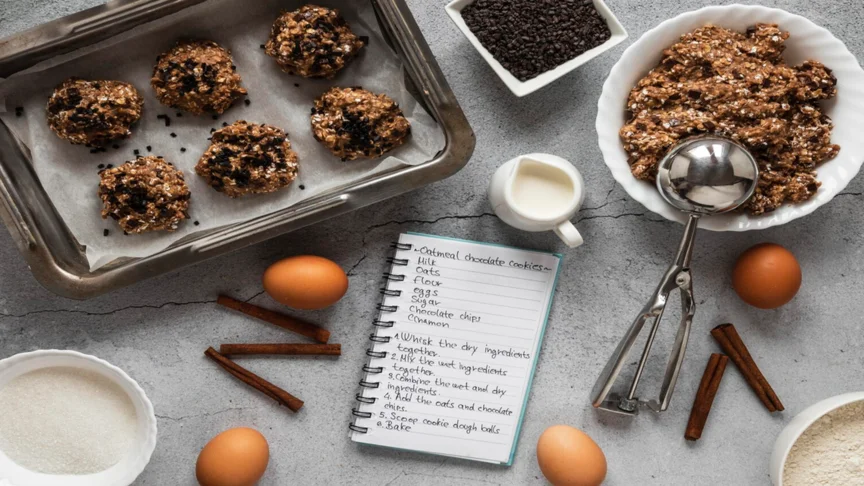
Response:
2,1,864,485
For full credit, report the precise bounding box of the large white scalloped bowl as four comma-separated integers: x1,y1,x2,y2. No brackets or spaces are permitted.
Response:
0,350,157,486
596,5,864,231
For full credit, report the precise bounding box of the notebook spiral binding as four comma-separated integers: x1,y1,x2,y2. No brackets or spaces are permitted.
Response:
351,241,413,435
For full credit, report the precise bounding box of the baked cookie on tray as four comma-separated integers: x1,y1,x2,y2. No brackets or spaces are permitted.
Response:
98,156,190,234
151,40,247,115
195,121,299,198
265,5,366,78
311,87,410,161
46,78,143,147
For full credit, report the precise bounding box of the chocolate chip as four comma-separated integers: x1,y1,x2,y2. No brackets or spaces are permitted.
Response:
112,144,120,149
170,132,177,138
244,99,251,106
157,114,171,127
260,44,266,49
222,122,228,127
134,149,140,155
210,128,216,133
294,83,300,88
98,164,105,169
194,220,200,226
176,112,183,117
181,147,187,152
103,229,110,237
299,184,305,190
212,115,219,120
146,145,152,152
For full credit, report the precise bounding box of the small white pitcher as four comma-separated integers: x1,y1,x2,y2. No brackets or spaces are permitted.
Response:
488,153,585,248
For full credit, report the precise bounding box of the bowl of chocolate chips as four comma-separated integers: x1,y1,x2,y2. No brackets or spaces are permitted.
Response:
445,0,628,97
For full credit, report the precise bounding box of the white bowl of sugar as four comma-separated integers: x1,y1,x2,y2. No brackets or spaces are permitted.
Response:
771,392,864,485
0,350,157,486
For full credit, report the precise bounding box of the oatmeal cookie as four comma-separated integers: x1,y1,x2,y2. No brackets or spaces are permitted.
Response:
46,78,143,147
98,156,190,234
151,40,247,115
311,87,410,161
619,23,840,214
195,121,299,197
265,5,365,78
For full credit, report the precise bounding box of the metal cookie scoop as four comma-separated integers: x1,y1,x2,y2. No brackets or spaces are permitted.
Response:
591,136,759,415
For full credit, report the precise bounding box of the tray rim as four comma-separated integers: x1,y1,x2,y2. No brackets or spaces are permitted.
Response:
0,0,475,299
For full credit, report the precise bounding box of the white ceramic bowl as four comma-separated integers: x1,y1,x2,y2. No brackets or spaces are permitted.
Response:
596,5,864,231
445,0,628,97
0,350,157,486
770,392,864,485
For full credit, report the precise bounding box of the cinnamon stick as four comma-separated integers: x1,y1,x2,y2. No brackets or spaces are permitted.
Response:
204,347,304,412
217,295,330,344
711,323,784,412
685,353,728,441
220,343,341,356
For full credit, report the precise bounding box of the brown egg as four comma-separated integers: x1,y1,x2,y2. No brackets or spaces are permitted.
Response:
196,427,269,486
732,243,802,309
537,425,607,486
263,255,349,310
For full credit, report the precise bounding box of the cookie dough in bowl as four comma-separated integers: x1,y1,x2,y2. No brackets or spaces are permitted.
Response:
151,40,247,115
311,87,410,161
195,121,299,197
47,78,143,147
596,5,864,231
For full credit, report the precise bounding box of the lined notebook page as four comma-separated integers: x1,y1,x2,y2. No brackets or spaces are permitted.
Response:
351,233,562,464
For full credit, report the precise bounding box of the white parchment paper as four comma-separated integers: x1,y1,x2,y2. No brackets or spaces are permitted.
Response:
0,0,444,270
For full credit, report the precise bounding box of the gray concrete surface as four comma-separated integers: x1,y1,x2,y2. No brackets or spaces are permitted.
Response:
1,0,863,484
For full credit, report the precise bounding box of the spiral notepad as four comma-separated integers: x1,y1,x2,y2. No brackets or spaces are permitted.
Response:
350,232,563,464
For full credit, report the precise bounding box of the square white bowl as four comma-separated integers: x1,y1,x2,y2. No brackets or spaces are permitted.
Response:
445,0,628,97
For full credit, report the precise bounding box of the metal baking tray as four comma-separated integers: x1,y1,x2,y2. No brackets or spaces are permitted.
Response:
0,0,474,299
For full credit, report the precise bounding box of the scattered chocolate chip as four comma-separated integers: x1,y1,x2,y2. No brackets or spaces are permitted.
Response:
359,35,370,45
212,115,219,120
210,128,216,133
156,114,171,127
146,145,152,152
299,184,305,190
181,147,187,152
14,106,23,117
134,149,140,155
294,83,300,88
103,229,110,237
170,132,177,138
259,44,266,49
194,220,200,226
98,164,105,169
244,99,251,106
106,164,114,169
112,144,120,149
176,112,183,117
222,122,228,127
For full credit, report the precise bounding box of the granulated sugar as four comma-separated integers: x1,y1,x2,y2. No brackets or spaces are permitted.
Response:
0,367,137,474
783,401,864,485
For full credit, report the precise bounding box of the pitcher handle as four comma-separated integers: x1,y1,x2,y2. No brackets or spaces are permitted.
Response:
554,221,583,248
